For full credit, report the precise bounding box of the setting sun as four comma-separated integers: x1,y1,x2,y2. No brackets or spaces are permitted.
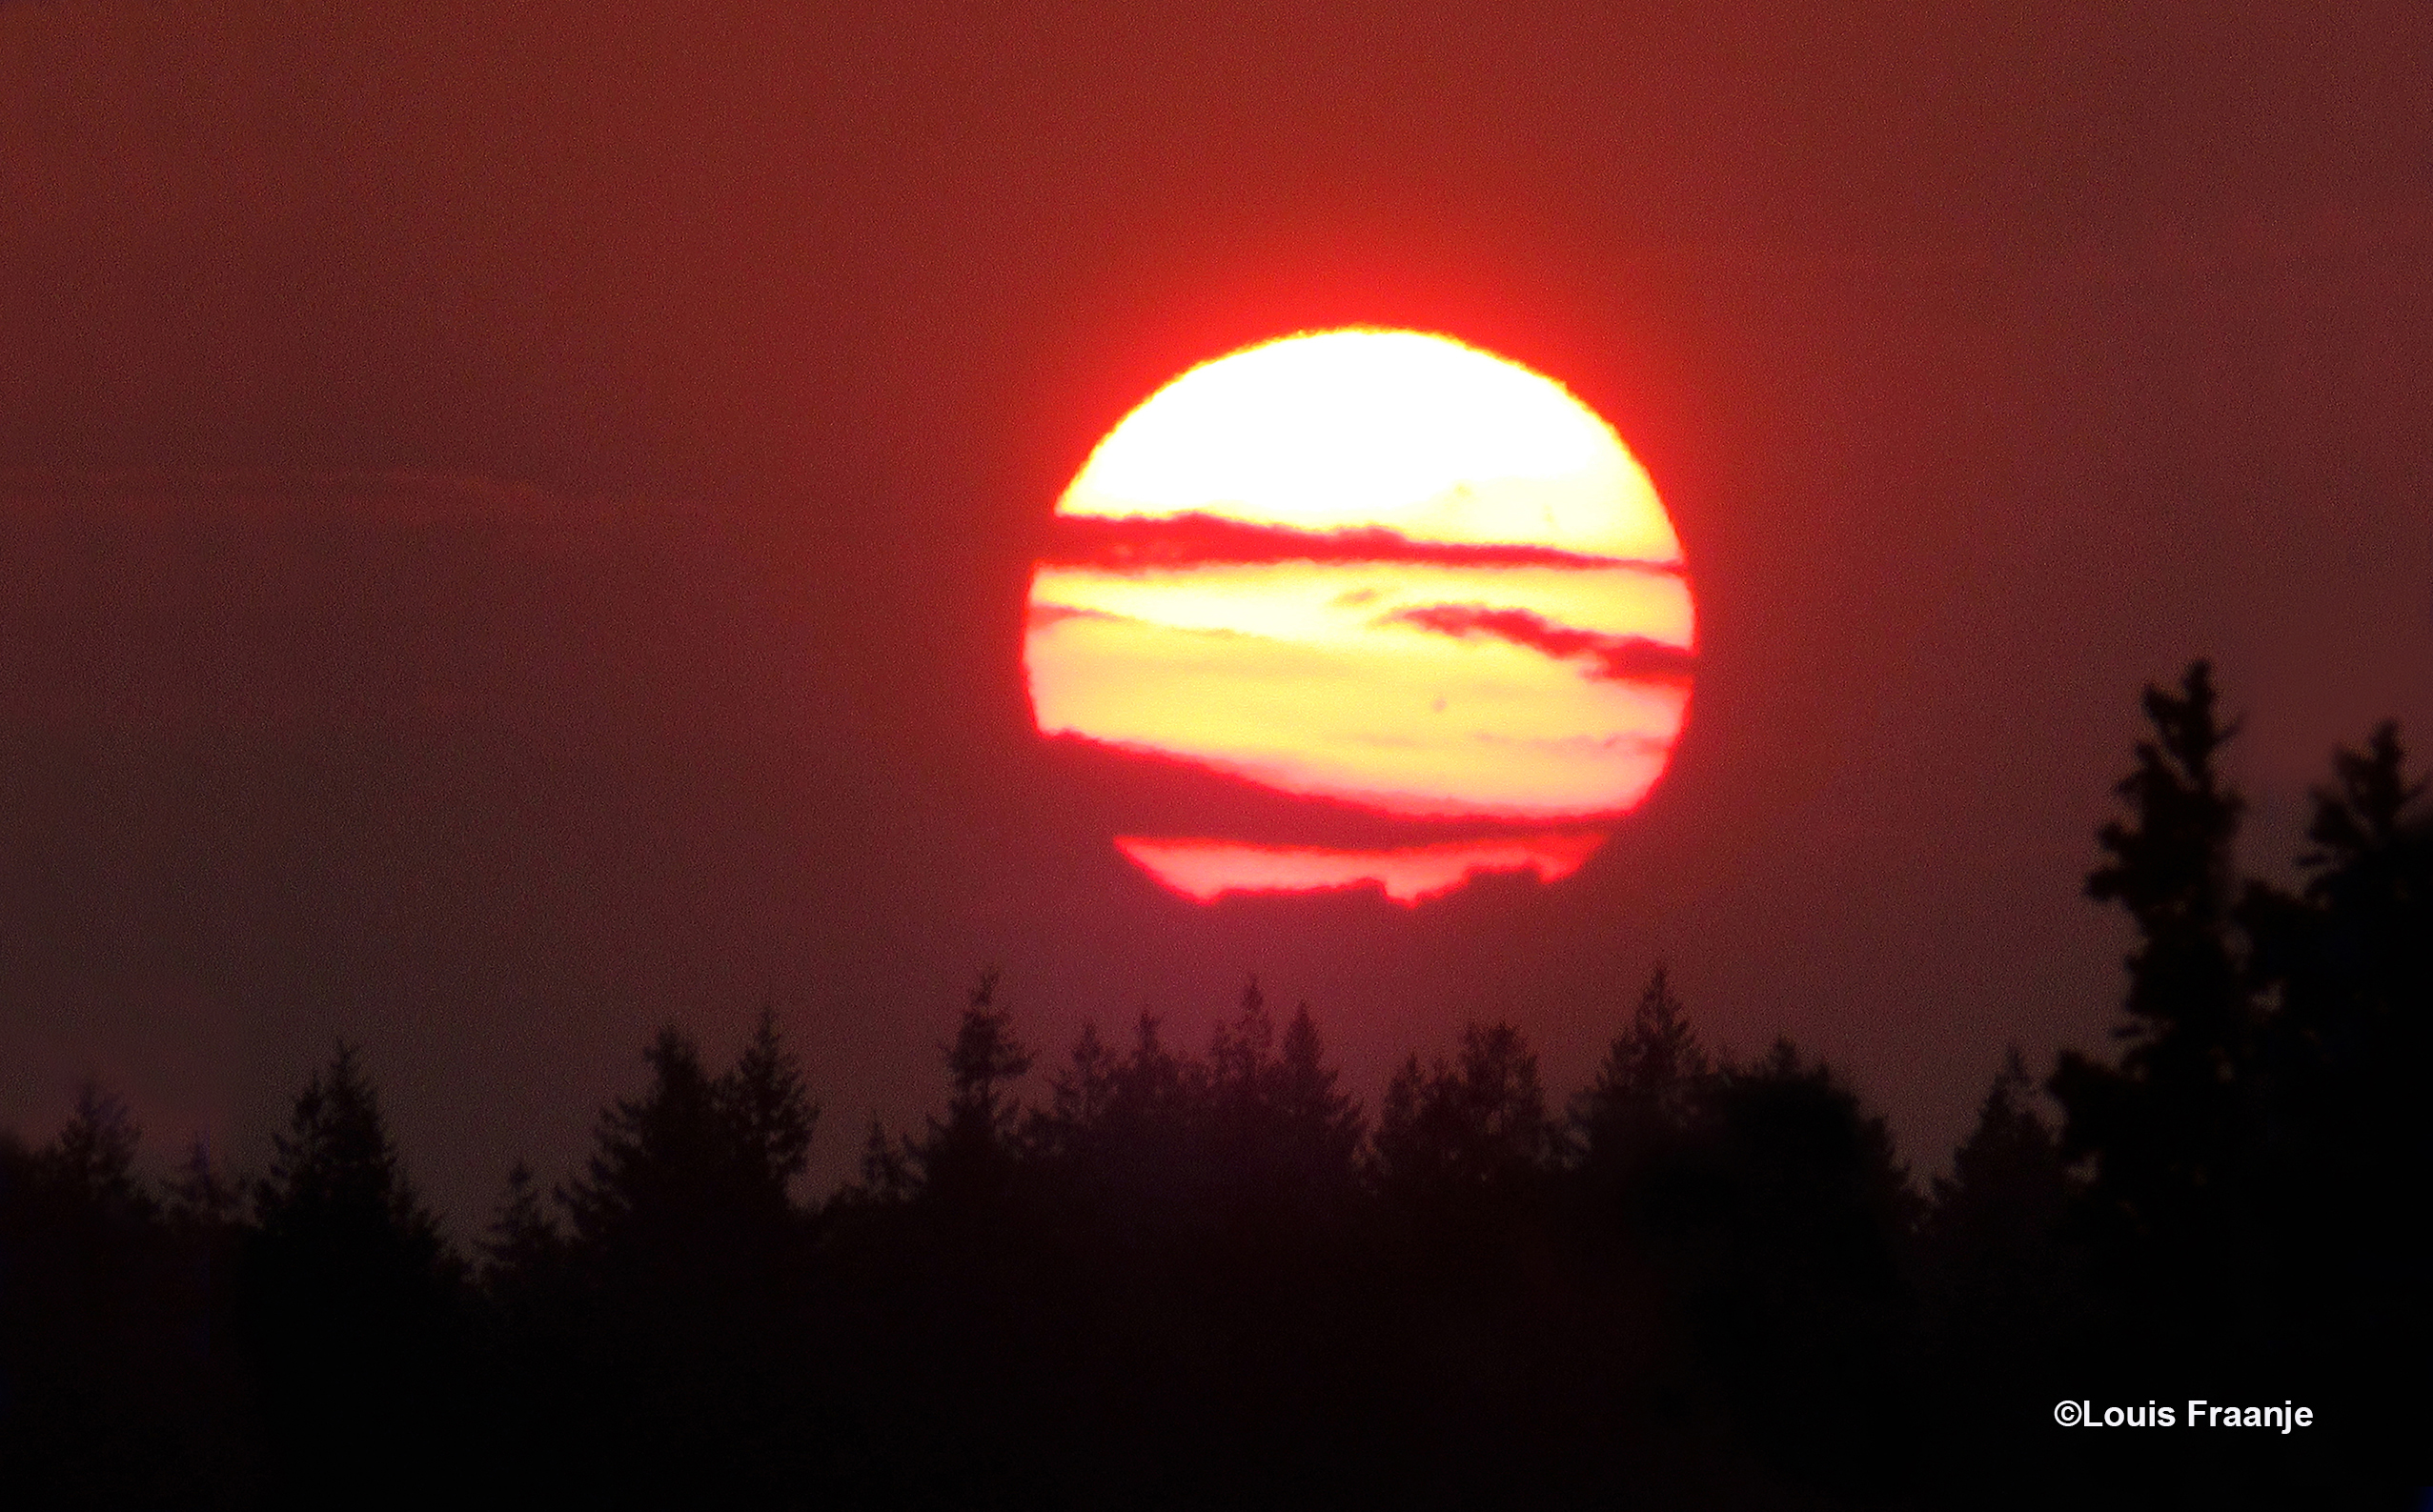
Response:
1026,329,1693,901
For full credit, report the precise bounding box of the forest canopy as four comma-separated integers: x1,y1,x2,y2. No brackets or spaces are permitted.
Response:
2,662,2424,1508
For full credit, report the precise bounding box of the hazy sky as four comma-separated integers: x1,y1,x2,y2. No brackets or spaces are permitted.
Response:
4,0,2427,1223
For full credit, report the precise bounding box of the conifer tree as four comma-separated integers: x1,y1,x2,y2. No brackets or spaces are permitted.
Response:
242,1042,463,1501
2251,720,2432,1100
1111,1011,1192,1138
1206,978,1279,1172
562,1026,740,1258
251,1042,446,1273
1027,1018,1118,1164
1271,1002,1364,1185
1208,977,1278,1109
1090,1012,1201,1214
1573,965,1710,1169
39,1079,148,1215
562,1012,821,1255
720,1004,819,1213
2238,719,2432,1421
1921,1047,2070,1315
1642,1038,1917,1496
480,1160,564,1297
163,1135,238,1235
847,1113,916,1205
2049,662,2268,1328
914,970,1034,1206
1371,1021,1556,1206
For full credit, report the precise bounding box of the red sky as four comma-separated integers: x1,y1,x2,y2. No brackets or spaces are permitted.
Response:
3,0,2428,1220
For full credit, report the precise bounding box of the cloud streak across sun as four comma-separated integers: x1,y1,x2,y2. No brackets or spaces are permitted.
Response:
1026,329,1693,902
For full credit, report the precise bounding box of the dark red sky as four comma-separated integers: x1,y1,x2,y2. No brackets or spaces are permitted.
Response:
4,0,2428,1220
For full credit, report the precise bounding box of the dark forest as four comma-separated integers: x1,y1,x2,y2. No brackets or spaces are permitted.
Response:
5,660,2426,1508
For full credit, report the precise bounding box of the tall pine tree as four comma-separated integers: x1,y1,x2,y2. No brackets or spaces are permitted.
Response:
2049,661,2265,1320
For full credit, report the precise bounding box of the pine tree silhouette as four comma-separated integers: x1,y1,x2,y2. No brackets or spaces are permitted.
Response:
1636,1039,1918,1498
562,1026,725,1250
548,1017,825,1502
479,1160,563,1300
1372,1021,1557,1212
846,1111,916,1205
1924,1048,2069,1300
5,1080,274,1503
38,1079,149,1217
1912,1048,2085,1502
240,1042,466,1506
163,1134,239,1235
913,969,1034,1209
2053,665,2257,1222
2049,661,2273,1372
1574,964,1712,1174
1271,1001,1366,1193
723,1004,820,1216
2235,717,2433,1477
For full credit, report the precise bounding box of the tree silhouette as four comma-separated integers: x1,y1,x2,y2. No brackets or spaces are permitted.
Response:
1195,979,1365,1213
558,1018,823,1293
2026,666,2433,1496
845,1111,916,1205
0,1085,249,1505
2044,657,2310,1431
11,658,2427,1505
724,1004,820,1214
1923,1048,2070,1305
545,1016,826,1502
253,1047,442,1248
2051,662,2262,1279
912,968,1034,1209
1372,1020,1557,1213
240,1042,466,1505
563,1027,725,1247
479,1160,563,1300
37,1080,150,1218
163,1134,240,1236
1269,1000,1367,1193
2236,718,2433,1476
1206,975,1281,1158
2247,719,2432,1156
1573,965,1711,1177
1916,1048,2076,1465
1630,1039,1919,1496
1025,1018,1117,1159
1103,1010,1196,1176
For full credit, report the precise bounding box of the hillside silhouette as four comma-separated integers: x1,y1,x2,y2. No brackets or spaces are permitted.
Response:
2,662,2425,1507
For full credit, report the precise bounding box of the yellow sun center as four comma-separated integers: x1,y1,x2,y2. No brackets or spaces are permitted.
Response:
1025,328,1693,900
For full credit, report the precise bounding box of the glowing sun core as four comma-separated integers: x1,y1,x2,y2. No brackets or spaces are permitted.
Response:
1026,328,1693,902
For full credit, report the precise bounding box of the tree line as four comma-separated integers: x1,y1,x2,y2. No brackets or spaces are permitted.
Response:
2,661,2424,1508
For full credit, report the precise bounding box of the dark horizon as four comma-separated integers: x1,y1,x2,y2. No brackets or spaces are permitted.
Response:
7,661,2426,1502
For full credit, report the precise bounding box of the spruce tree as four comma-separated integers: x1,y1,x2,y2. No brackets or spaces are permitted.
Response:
1371,1021,1556,1208
914,970,1034,1207
2049,661,2267,1339
720,1004,819,1216
241,1043,463,1502
39,1079,148,1216
1573,965,1711,1170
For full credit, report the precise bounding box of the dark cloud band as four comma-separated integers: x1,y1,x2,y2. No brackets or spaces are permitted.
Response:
1388,604,1695,684
1042,512,1681,574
